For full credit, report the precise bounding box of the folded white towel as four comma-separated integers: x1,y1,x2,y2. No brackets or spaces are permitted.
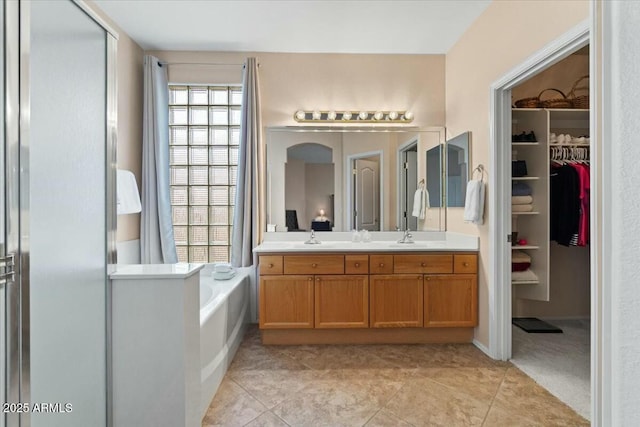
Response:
214,263,233,273
463,179,485,225
511,195,533,205
411,188,430,219
512,204,533,212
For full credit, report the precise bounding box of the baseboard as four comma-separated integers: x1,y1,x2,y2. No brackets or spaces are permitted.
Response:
473,338,493,359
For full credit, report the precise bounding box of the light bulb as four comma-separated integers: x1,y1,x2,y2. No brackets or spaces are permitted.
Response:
312,110,322,120
295,110,306,121
319,209,325,216
388,111,399,120
327,111,337,120
373,111,384,120
404,111,414,121
342,111,352,120
359,111,368,120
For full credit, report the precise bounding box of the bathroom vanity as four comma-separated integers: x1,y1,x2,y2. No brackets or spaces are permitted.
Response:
254,233,478,345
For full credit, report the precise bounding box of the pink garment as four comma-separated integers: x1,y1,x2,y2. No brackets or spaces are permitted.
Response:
571,163,590,246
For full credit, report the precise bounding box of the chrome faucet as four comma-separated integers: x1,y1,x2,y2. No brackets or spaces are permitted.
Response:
397,228,415,244
305,229,321,245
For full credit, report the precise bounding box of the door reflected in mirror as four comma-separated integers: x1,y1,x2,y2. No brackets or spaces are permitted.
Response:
266,127,446,232
445,132,471,208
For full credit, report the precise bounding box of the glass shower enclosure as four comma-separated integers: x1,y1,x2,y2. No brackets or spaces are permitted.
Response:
2,1,117,426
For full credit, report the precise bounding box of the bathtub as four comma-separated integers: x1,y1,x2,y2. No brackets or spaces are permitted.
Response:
199,265,251,419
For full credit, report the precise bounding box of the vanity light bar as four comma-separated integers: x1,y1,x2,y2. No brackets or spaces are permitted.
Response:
294,110,414,123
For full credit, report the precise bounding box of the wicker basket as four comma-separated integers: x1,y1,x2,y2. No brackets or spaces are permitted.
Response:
514,96,541,108
568,75,589,109
538,88,573,109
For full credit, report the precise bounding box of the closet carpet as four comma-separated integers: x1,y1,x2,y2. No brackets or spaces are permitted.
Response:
511,318,591,421
202,325,587,426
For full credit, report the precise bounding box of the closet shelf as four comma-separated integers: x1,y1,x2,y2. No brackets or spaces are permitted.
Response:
512,269,540,285
512,176,540,181
511,245,540,250
512,212,540,216
512,142,540,146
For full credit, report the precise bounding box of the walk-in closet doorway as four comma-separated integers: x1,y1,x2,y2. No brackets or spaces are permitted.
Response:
487,21,600,422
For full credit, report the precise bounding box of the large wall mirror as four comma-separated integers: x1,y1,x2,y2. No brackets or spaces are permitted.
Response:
445,131,471,208
266,127,446,232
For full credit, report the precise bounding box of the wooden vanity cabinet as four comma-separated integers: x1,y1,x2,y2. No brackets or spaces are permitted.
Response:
315,275,368,328
370,275,423,328
258,251,478,343
259,275,314,329
424,274,477,327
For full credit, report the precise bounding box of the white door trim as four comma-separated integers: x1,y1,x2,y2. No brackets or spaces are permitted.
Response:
397,137,419,230
488,17,598,418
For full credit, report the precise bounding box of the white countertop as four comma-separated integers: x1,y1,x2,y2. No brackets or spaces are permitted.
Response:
110,263,204,280
253,232,478,253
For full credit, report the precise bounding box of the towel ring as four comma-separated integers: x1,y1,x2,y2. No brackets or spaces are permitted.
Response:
472,164,485,181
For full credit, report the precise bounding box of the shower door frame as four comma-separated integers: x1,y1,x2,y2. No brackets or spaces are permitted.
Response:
6,1,118,425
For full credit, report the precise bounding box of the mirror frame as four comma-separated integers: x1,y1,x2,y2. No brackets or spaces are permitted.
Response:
264,126,447,232
445,131,472,208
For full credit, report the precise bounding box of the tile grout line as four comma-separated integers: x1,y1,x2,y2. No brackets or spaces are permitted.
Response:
480,366,510,426
379,379,418,427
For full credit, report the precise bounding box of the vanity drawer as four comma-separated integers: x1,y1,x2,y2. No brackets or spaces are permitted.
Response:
454,254,478,274
393,254,453,274
370,255,393,274
259,255,283,275
284,255,344,275
345,255,369,274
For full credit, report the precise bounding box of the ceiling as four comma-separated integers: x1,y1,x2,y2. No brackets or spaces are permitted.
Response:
94,0,492,54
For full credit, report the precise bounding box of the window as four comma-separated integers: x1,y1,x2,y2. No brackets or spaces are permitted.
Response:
168,85,242,263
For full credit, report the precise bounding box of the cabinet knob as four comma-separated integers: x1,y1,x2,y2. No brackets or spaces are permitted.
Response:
354,262,360,267
421,262,426,267
268,263,274,268
312,263,317,268
463,262,469,267
379,263,384,267
426,276,431,281
308,277,313,282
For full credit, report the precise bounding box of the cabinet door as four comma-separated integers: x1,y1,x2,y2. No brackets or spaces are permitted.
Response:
424,275,477,327
370,275,423,328
259,275,314,329
315,275,369,328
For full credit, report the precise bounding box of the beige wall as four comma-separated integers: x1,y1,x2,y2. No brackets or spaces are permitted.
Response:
87,1,144,243
305,163,335,229
445,0,589,347
146,51,445,129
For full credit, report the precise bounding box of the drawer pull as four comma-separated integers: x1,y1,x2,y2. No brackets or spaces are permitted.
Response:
354,262,360,267
421,262,426,267
379,263,385,267
268,263,274,268
463,262,469,267
308,277,313,282
312,263,317,268
426,276,431,281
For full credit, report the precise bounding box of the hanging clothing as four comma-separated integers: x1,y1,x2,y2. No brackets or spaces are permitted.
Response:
571,163,590,246
550,164,581,246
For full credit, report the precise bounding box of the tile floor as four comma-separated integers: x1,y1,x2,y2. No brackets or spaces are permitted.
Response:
202,326,588,426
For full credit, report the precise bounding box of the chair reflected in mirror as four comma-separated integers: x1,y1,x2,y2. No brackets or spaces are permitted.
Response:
285,209,305,232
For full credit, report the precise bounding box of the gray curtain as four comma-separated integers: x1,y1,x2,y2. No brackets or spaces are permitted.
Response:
141,55,177,264
231,57,263,267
